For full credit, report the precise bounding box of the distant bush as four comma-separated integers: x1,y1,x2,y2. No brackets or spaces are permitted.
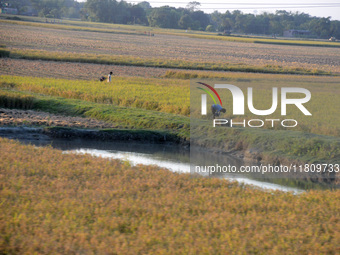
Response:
205,25,215,32
6,16,21,20
0,49,10,58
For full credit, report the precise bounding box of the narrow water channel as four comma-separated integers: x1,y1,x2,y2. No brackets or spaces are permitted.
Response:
1,127,334,193
62,140,304,194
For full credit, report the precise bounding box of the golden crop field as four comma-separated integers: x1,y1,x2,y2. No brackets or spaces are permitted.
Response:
0,75,190,115
0,15,339,254
2,72,339,137
1,138,339,254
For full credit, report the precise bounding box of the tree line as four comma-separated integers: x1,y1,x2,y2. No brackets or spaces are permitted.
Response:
2,0,340,39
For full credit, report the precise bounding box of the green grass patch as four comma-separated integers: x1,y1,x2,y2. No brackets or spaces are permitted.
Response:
1,89,339,163
0,89,35,109
192,123,340,164
0,89,190,141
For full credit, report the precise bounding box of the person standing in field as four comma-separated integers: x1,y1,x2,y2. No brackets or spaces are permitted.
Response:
108,71,113,82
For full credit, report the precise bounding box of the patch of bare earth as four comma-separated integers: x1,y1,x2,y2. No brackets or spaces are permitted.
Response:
1,22,339,73
0,108,117,129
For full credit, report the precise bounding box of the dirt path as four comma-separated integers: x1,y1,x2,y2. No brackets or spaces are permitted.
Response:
0,108,117,129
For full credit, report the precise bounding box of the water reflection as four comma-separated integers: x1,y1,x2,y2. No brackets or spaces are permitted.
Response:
0,128,334,193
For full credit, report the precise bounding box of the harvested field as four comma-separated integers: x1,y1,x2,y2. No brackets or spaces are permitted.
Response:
1,58,278,80
1,22,340,73
0,59,170,79
0,108,117,129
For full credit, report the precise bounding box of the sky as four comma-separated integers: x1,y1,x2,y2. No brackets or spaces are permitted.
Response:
117,0,340,20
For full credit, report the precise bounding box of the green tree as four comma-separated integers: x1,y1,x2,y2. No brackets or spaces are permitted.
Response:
61,0,82,19
147,6,180,28
309,17,331,38
220,17,233,32
137,1,151,10
330,20,340,39
242,14,258,34
206,24,214,32
233,12,247,33
130,5,148,25
209,11,222,31
178,14,192,29
190,10,209,30
85,0,117,23
114,0,130,24
186,1,200,12
31,0,64,18
269,18,284,35
256,14,270,34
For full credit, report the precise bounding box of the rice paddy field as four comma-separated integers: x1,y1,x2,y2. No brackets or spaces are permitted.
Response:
0,15,339,254
0,138,339,254
1,73,339,136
